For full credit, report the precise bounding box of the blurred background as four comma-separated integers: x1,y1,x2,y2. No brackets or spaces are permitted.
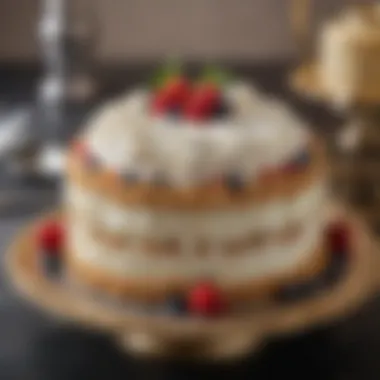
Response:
0,0,363,63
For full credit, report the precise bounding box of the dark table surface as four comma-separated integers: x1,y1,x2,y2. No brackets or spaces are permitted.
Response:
0,63,379,380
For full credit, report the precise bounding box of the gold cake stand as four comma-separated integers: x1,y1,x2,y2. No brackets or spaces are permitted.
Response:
5,206,380,361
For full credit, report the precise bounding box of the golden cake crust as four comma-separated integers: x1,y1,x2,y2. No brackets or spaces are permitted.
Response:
65,242,328,304
66,138,326,211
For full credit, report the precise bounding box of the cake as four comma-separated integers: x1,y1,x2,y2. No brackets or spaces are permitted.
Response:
318,4,380,103
63,66,328,310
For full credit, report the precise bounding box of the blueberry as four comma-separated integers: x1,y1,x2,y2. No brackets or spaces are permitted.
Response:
275,282,308,303
121,171,138,183
214,101,230,119
153,172,169,187
275,277,326,303
167,105,182,119
167,294,187,315
42,253,62,279
292,150,310,167
323,254,347,285
225,173,244,193
275,255,349,304
304,275,328,296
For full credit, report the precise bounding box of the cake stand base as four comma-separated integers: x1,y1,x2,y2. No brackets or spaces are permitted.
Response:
5,205,379,361
117,329,262,360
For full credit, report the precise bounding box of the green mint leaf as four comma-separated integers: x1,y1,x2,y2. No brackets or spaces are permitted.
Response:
150,59,184,89
200,65,233,86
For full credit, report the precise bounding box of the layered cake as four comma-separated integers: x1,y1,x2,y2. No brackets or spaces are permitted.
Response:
63,67,328,308
318,4,380,102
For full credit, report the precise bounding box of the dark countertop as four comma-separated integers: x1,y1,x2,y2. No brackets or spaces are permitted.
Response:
0,64,379,380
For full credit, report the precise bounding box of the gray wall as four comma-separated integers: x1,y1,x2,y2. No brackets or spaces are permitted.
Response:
0,0,365,63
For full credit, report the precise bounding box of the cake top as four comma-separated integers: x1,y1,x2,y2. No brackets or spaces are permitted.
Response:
80,65,310,187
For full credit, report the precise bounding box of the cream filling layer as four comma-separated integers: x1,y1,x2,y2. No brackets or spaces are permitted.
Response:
65,179,326,239
65,180,326,282
68,212,324,282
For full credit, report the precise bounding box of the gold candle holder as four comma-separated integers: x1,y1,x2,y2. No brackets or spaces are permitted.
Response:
289,2,380,233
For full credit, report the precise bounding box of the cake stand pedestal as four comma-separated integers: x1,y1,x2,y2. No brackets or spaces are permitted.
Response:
290,63,380,231
5,205,379,361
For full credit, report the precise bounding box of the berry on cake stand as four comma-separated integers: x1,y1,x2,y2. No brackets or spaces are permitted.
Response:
187,281,227,317
326,220,351,254
275,220,352,303
36,219,64,278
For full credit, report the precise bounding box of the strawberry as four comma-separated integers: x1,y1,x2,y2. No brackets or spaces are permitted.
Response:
151,76,191,115
37,220,64,253
326,221,351,254
167,293,187,315
187,281,226,317
184,83,221,122
151,94,170,115
166,77,192,104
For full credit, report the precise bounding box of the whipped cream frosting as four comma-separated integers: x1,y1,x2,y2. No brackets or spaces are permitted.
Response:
83,82,310,187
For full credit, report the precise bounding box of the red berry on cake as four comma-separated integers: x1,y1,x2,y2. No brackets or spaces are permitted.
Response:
151,94,169,115
326,221,351,254
185,83,221,122
167,77,192,105
187,281,226,317
37,220,65,278
37,220,64,252
184,98,207,121
151,76,191,115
